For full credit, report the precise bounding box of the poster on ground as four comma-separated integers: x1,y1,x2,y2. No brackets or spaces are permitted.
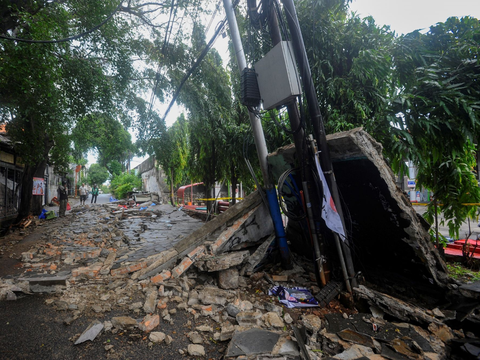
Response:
33,177,45,196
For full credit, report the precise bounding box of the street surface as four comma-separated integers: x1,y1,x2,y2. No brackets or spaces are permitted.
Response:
414,204,480,240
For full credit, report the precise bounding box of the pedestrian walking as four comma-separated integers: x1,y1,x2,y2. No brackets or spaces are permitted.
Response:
57,181,68,217
91,184,99,204
79,183,87,205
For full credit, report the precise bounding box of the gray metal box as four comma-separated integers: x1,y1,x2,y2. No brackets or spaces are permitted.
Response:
254,41,302,110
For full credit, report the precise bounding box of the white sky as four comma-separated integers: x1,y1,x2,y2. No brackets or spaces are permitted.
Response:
349,0,480,35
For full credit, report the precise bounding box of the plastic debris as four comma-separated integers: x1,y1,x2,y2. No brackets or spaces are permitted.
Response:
39,209,47,219
269,286,318,308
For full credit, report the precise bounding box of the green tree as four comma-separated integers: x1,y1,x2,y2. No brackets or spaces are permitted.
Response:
107,160,123,178
72,113,136,169
0,0,148,218
297,0,395,143
389,17,480,241
110,172,142,200
175,24,232,209
87,164,109,186
153,114,189,205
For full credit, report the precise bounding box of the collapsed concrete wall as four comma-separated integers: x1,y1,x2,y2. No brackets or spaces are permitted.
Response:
327,129,449,291
268,128,450,302
135,156,169,203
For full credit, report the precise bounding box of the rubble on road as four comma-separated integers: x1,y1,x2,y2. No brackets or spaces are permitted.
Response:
0,152,480,359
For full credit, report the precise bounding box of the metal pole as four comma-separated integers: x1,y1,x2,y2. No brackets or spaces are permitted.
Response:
223,0,291,268
223,0,270,186
282,0,357,288
302,182,326,287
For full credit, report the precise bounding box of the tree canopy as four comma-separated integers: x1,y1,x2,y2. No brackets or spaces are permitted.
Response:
87,163,109,186
1,0,479,240
388,17,480,239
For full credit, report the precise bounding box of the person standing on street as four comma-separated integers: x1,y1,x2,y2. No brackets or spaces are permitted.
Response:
91,184,99,204
57,181,68,217
79,183,87,205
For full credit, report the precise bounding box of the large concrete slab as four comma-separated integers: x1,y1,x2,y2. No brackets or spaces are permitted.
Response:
268,128,450,301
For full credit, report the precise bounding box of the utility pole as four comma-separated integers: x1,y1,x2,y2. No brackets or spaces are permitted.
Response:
282,0,357,288
223,0,291,268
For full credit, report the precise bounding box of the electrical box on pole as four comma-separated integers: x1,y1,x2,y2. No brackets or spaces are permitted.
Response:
240,68,262,107
254,41,301,110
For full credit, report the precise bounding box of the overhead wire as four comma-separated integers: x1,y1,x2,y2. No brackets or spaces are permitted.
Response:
147,0,177,118
160,17,228,122
0,0,124,44
157,0,240,123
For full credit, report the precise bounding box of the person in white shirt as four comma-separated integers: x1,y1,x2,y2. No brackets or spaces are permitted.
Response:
79,183,88,205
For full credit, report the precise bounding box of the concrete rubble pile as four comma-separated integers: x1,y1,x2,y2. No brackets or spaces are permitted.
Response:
0,196,476,359
0,129,479,359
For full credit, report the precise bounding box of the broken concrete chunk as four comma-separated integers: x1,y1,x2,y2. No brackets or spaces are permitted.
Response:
220,322,236,341
432,308,445,318
187,331,203,344
226,328,281,357
331,344,375,359
302,314,322,333
139,314,159,333
218,268,239,290
264,302,283,316
196,251,249,272
196,325,214,332
283,313,293,324
271,335,301,357
74,320,104,345
100,251,117,275
187,344,205,356
5,290,17,301
262,312,284,328
198,287,232,306
428,322,454,344
149,331,166,343
143,289,158,314
111,316,137,330
236,310,263,327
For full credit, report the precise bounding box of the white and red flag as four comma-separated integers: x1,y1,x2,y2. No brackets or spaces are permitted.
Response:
314,156,346,241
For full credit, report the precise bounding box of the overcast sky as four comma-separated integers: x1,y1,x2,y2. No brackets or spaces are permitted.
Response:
349,0,480,34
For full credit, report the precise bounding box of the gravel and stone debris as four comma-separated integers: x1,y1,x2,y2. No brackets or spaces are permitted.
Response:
1,195,480,359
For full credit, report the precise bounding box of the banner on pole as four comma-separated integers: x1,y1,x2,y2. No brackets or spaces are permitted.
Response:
314,156,346,241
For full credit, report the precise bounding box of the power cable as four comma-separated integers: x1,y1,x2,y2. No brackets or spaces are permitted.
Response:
206,0,222,34
161,17,227,122
0,1,124,44
147,0,177,117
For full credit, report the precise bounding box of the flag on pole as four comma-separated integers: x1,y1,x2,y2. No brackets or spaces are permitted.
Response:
314,155,346,241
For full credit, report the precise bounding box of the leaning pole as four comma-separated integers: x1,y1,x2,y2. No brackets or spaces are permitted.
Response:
222,0,291,268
